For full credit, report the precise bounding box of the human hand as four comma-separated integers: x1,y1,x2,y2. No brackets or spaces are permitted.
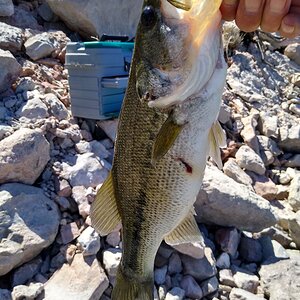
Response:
220,0,300,38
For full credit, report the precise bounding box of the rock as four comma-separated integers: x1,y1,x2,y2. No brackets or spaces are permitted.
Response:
37,2,55,22
239,237,263,263
0,106,8,120
233,269,259,293
180,275,203,299
0,289,11,300
284,154,300,168
55,179,72,198
289,211,300,248
75,141,110,159
24,32,58,61
63,153,109,188
12,283,44,300
46,0,143,39
288,175,300,211
43,93,70,121
257,135,281,157
258,226,293,248
0,22,23,53
0,49,21,93
229,288,263,300
102,248,122,277
279,125,300,153
97,119,119,141
181,247,217,281
0,183,60,276
0,124,13,140
259,236,289,262
154,265,168,285
259,250,300,300
77,226,101,256
275,184,289,200
60,222,80,244
165,287,185,300
290,103,300,116
240,114,260,153
223,158,253,186
106,231,121,248
218,103,231,124
0,128,50,185
171,242,205,259
44,254,109,300
285,43,300,65
216,252,231,269
12,257,42,286
16,97,49,121
258,112,278,139
200,276,219,297
195,165,277,232
219,269,236,287
235,145,266,175
215,228,240,258
16,77,36,94
0,0,13,16
168,253,182,275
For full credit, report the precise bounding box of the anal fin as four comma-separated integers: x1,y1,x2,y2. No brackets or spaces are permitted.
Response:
90,171,121,236
164,210,204,246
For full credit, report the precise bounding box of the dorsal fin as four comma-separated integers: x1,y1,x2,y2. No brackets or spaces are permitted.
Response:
90,172,121,236
208,121,226,169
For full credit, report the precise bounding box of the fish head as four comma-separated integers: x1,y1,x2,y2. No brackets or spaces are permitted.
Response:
135,0,223,108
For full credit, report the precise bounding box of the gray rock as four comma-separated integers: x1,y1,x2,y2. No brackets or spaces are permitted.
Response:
216,252,231,269
24,32,58,61
12,283,44,300
165,287,185,300
284,43,300,65
195,165,277,232
106,231,121,248
97,119,119,142
44,254,109,300
0,128,50,185
0,0,13,16
233,270,259,293
46,0,143,39
200,276,219,297
0,22,23,52
171,242,205,259
235,145,266,175
288,175,300,211
102,248,122,277
154,265,168,285
290,103,300,116
37,2,55,22
259,250,300,300
215,228,240,258
60,222,80,244
12,257,42,286
180,275,203,299
239,237,263,263
229,288,264,300
257,135,281,157
279,125,300,153
258,112,278,139
77,226,100,257
0,106,8,120
0,183,60,276
15,77,36,94
240,114,260,154
289,211,300,248
0,49,21,93
0,124,13,140
181,247,217,281
258,226,293,248
16,97,49,122
219,269,236,287
168,252,182,275
0,289,12,300
43,93,70,121
284,154,300,168
63,153,109,188
223,158,253,186
259,236,289,262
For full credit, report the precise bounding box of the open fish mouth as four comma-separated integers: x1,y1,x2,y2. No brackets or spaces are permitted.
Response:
167,0,192,11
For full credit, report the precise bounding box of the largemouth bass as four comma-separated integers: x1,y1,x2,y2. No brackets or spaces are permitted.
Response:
91,0,227,299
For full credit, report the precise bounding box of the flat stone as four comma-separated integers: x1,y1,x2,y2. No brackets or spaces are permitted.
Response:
0,22,23,52
219,269,236,287
102,248,122,277
233,269,259,293
239,237,263,263
235,145,266,175
181,247,217,281
77,226,100,256
229,288,264,300
258,226,293,248
12,283,44,300
172,242,205,259
0,0,14,16
44,254,109,300
288,175,300,211
180,275,203,299
60,222,80,244
215,228,240,258
0,183,60,276
195,165,277,232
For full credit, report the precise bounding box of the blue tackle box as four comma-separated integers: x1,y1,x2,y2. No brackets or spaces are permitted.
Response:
65,40,134,120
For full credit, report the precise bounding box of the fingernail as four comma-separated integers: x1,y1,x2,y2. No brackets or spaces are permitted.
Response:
270,0,286,14
282,21,294,33
245,0,261,13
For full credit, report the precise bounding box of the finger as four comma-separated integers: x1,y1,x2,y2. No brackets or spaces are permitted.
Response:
280,9,300,38
220,0,239,21
236,0,266,32
261,0,291,32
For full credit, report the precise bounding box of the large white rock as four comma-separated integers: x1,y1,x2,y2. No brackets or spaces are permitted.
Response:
195,164,278,232
0,183,60,276
46,0,143,39
0,22,23,52
0,128,50,185
0,49,21,93
44,254,109,300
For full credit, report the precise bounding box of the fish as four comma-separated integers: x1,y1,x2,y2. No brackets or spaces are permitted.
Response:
91,0,227,299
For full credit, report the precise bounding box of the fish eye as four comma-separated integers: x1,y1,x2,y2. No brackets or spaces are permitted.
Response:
141,6,157,29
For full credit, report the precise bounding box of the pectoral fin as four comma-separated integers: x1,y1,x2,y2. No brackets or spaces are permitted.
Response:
164,209,204,246
152,114,184,166
208,121,227,169
90,172,121,236
167,0,192,11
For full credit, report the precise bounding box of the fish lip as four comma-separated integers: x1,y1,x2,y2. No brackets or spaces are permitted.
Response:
166,0,192,11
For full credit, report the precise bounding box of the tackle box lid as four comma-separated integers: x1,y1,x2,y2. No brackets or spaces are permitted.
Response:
83,41,134,50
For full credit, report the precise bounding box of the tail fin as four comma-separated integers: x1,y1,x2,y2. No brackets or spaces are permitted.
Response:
111,268,153,300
